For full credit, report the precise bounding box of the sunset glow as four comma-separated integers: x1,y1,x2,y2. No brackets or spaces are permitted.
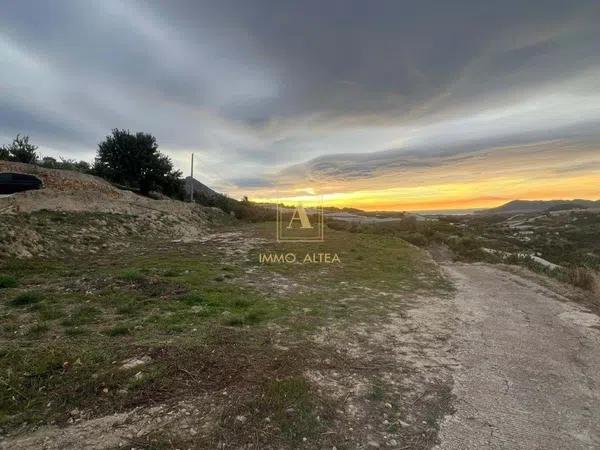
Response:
253,173,600,211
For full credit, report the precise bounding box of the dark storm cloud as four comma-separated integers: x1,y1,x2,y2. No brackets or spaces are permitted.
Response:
153,0,599,122
0,0,599,194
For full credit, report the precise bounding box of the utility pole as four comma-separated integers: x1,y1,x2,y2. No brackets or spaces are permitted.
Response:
190,153,194,202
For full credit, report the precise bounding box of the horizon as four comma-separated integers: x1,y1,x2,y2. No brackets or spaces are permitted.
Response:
1,1,599,210
252,196,600,214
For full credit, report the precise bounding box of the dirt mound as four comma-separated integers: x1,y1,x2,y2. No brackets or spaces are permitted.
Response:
0,161,119,195
0,162,226,258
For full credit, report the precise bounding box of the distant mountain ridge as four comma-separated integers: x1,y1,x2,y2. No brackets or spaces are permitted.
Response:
481,199,600,215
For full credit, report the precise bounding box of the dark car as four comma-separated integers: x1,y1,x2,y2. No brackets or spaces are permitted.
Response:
0,172,43,194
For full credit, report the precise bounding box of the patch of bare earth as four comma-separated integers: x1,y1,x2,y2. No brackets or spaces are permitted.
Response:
195,230,315,297
2,396,221,450
309,292,458,448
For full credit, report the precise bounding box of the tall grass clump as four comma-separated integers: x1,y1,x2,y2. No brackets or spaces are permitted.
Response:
564,266,600,293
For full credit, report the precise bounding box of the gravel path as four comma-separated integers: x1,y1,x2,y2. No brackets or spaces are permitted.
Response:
437,263,600,449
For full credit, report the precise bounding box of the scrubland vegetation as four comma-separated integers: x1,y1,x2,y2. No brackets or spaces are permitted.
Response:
328,210,600,296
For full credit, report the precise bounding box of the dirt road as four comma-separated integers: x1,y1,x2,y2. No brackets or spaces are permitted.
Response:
437,263,600,449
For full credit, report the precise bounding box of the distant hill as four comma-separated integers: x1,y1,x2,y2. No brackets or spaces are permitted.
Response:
184,176,220,200
480,199,600,215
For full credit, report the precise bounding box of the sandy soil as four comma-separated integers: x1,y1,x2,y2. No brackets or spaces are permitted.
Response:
437,263,600,450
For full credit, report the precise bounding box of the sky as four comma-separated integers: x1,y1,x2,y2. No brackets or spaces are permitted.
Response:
1,0,599,211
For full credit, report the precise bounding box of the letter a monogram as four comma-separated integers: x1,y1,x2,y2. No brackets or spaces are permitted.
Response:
287,203,313,229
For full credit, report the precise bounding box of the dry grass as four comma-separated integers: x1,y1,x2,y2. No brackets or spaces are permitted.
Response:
565,266,600,294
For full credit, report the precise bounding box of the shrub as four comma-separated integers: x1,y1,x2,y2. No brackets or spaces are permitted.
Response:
0,134,38,163
9,291,42,307
0,275,17,289
402,232,428,247
39,157,91,173
119,270,145,282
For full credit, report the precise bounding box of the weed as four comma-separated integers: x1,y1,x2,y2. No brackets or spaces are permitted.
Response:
65,326,89,336
61,305,101,327
224,310,264,326
116,302,138,315
0,275,17,289
231,298,251,308
370,381,385,401
119,270,145,282
27,322,50,336
180,292,204,305
107,325,131,336
162,269,180,277
224,314,244,326
37,305,65,320
9,291,42,307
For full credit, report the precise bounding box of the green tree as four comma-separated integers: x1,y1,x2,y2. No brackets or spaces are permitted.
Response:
41,156,57,168
93,129,182,195
0,134,38,163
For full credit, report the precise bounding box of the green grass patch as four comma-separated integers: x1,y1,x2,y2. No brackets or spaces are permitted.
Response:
9,291,43,307
61,305,102,327
162,269,181,277
119,270,145,282
179,291,205,306
261,377,324,443
64,326,90,336
0,275,17,288
369,380,385,401
223,310,265,327
37,304,65,321
27,322,50,336
0,342,148,428
116,301,139,315
106,325,131,336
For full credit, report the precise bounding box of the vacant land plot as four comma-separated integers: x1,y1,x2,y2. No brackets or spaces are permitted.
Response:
1,217,455,449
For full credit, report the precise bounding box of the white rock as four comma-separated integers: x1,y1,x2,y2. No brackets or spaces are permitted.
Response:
120,356,152,370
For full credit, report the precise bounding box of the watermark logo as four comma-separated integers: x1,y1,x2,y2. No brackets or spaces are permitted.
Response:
259,198,339,264
276,200,324,242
